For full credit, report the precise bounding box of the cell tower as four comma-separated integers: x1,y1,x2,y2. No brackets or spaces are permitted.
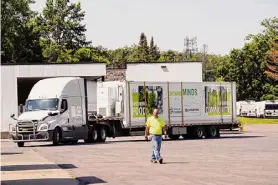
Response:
183,36,198,60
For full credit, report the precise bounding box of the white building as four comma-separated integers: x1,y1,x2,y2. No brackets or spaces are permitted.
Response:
126,62,202,82
1,62,202,138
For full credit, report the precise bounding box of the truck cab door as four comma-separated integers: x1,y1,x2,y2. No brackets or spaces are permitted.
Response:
70,97,86,139
60,99,73,138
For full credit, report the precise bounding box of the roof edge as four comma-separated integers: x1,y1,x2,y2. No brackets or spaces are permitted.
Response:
126,61,202,64
1,61,106,66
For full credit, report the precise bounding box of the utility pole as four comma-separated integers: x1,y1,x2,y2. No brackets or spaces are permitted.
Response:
200,44,208,81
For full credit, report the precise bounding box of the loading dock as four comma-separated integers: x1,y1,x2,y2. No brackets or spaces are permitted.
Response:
1,63,106,138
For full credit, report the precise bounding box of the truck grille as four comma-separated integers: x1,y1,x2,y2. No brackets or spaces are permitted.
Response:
17,121,37,133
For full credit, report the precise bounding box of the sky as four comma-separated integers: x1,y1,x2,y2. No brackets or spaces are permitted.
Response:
30,0,278,55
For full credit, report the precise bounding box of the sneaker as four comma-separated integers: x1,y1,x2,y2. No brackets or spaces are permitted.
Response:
158,158,163,164
151,159,157,163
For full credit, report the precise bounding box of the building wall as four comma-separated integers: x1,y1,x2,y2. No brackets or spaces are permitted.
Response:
1,64,106,135
126,62,202,82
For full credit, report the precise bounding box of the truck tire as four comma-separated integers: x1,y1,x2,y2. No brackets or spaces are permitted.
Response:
17,142,24,147
92,129,98,142
206,126,219,138
193,126,204,139
53,127,61,146
84,129,94,143
97,127,107,142
168,134,180,140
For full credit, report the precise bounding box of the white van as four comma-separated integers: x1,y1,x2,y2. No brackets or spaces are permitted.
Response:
256,100,278,118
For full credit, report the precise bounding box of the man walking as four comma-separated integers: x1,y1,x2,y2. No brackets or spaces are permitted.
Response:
145,108,168,164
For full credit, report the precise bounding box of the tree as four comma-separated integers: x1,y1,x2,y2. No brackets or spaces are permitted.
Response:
32,0,91,62
109,46,131,68
1,0,42,63
149,36,160,61
265,39,278,80
138,32,150,62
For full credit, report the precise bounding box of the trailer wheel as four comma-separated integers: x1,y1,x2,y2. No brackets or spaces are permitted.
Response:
98,127,107,142
194,126,204,139
17,142,24,147
168,134,180,140
53,127,61,146
206,126,218,138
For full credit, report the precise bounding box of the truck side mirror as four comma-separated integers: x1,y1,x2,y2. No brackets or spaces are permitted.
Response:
19,104,24,114
48,112,58,116
10,114,17,120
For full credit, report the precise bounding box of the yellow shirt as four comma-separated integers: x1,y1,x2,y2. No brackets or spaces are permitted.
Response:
146,116,166,135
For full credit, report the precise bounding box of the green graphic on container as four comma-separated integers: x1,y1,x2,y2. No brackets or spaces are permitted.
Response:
205,85,231,116
169,88,198,96
132,86,163,118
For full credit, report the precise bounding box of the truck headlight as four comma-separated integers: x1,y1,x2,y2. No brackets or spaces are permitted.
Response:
10,126,16,132
38,124,48,131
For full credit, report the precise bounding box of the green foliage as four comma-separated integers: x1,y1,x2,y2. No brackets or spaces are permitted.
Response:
238,117,278,124
147,92,156,114
149,37,160,62
32,0,91,62
138,33,150,62
1,0,42,63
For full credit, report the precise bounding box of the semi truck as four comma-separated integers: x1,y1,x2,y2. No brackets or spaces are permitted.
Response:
9,77,240,147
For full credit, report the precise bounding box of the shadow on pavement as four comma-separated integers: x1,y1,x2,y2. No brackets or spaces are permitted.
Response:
106,135,265,143
217,135,265,139
1,164,77,171
1,152,23,155
77,176,107,184
26,141,113,148
23,135,265,147
162,161,189,164
1,176,107,185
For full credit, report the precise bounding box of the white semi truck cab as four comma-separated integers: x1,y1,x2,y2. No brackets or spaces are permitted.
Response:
9,77,116,147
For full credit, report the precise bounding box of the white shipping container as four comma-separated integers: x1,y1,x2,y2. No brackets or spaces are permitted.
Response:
97,81,237,128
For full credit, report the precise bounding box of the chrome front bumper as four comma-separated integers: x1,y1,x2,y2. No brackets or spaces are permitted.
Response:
9,123,52,142
8,131,51,142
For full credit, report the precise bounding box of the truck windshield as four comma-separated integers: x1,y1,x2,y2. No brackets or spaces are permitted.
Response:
26,99,59,111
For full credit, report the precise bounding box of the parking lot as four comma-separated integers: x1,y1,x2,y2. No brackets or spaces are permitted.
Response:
1,124,278,185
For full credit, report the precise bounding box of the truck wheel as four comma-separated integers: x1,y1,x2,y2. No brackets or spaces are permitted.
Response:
194,126,204,139
92,129,98,142
97,127,107,142
84,128,94,143
168,134,180,140
53,127,61,146
206,126,218,138
17,142,24,147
